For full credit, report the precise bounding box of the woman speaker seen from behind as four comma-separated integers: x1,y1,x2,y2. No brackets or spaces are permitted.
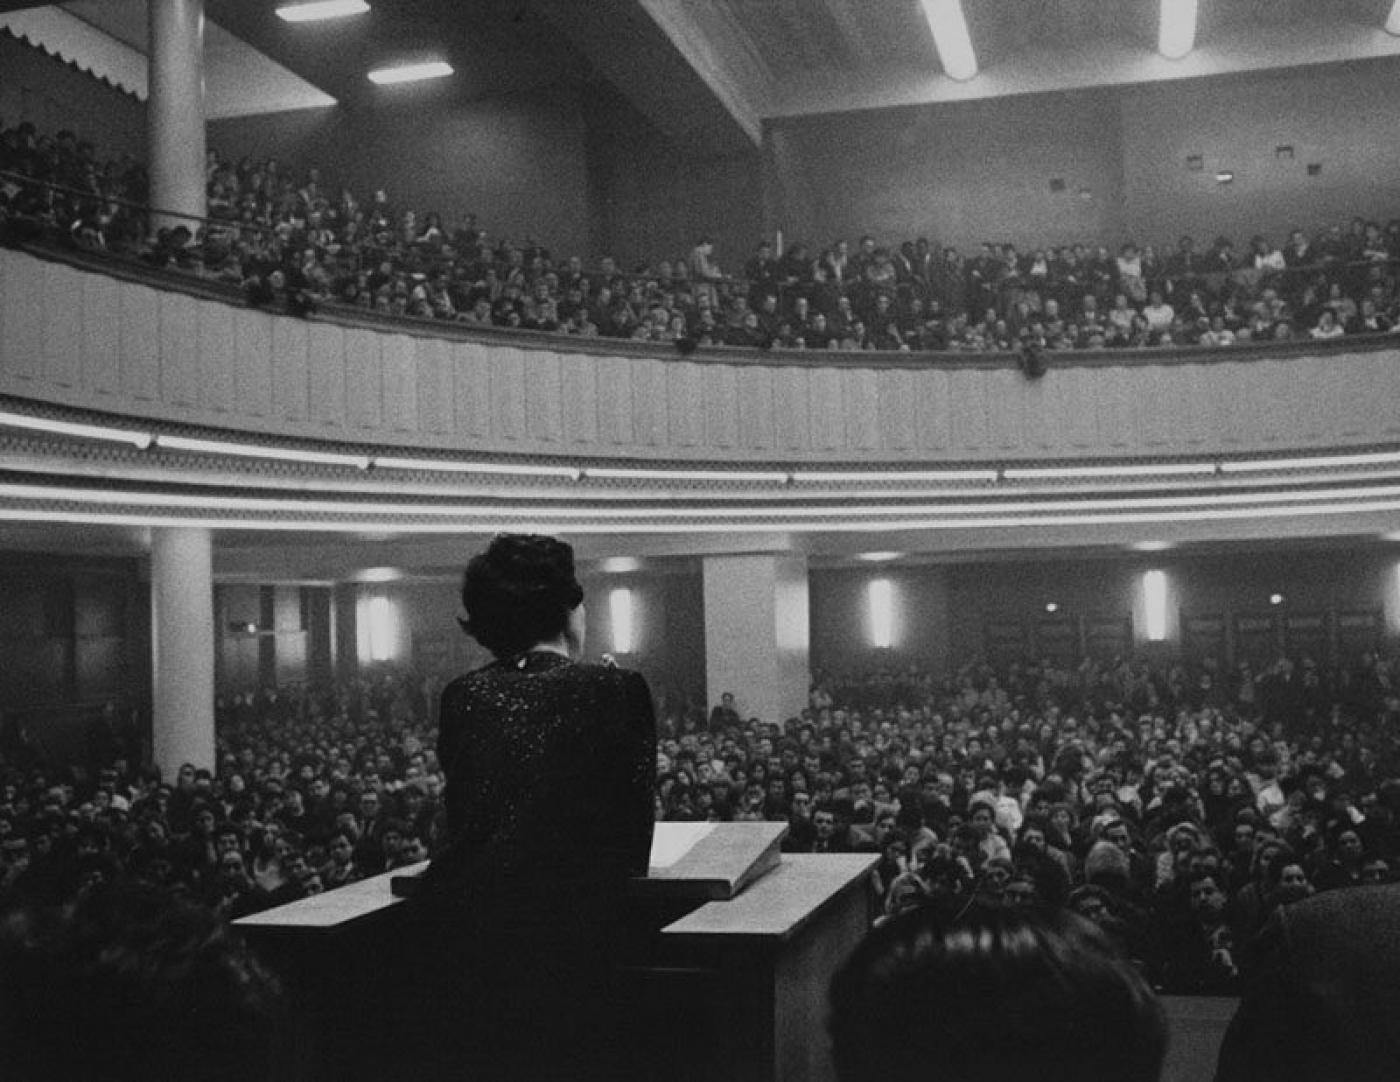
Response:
413,533,656,1081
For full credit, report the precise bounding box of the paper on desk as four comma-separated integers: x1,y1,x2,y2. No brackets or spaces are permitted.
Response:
649,822,717,869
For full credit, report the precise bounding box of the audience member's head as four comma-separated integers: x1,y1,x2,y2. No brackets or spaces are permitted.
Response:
829,900,1166,1082
0,882,284,1081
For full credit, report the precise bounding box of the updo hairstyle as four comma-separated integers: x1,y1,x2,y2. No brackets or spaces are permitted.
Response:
459,534,585,659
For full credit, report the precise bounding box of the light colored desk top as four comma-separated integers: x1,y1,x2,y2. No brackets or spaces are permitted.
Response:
662,855,876,942
234,861,427,932
235,847,875,941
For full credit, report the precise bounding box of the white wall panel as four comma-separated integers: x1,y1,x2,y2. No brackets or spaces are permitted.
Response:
197,301,235,414
343,330,381,430
452,341,492,440
489,346,527,443
270,314,310,422
117,280,159,401
414,338,451,436
773,366,810,452
736,366,776,452
4,250,1400,468
666,361,705,448
704,364,738,450
2,254,44,382
308,324,347,430
809,367,844,451
382,335,417,434
632,357,668,448
523,351,564,444
158,292,200,408
81,272,121,397
41,261,81,388
232,310,273,418
561,354,599,446
845,369,880,452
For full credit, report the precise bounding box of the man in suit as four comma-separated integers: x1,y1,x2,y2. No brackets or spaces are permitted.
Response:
1215,882,1400,1080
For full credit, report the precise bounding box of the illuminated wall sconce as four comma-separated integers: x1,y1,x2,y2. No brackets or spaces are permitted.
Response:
366,595,399,662
1216,171,1235,184
609,588,635,654
868,579,894,649
1144,570,1168,642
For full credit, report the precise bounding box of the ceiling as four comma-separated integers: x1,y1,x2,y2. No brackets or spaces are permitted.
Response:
6,0,1400,148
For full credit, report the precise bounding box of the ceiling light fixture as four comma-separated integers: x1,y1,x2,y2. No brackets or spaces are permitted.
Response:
1221,450,1400,473
367,60,454,85
275,0,370,23
1003,462,1216,480
792,468,998,483
1158,0,1198,59
919,0,978,81
374,456,580,480
582,466,790,484
0,411,152,449
154,434,371,470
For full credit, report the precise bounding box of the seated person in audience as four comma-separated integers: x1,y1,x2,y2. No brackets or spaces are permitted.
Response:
0,881,284,1081
1216,880,1400,1081
829,900,1166,1082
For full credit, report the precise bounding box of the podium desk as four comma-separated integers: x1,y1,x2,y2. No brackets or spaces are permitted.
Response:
236,827,874,1082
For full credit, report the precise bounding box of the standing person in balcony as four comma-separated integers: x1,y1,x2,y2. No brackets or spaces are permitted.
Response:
411,533,657,1081
689,236,722,308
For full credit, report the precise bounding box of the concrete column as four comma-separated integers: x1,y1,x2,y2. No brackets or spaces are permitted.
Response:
703,554,810,726
151,526,215,777
147,0,206,233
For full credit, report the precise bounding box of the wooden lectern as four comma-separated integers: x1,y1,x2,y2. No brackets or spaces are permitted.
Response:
237,823,874,1081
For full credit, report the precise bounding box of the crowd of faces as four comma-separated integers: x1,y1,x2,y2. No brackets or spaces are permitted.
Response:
5,120,1400,353
0,647,1394,1001
659,652,1400,994
0,674,442,919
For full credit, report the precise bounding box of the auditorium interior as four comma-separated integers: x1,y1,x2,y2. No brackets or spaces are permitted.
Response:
3,0,1400,1078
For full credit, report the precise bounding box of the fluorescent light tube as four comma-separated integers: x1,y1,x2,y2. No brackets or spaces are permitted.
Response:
374,456,580,480
276,1,369,23
1003,462,1216,480
919,0,978,80
792,469,998,483
583,467,790,483
154,434,370,469
1159,0,1198,59
1221,450,1400,473
0,411,152,449
367,61,453,85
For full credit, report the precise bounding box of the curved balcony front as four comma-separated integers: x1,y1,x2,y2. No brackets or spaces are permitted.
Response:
2,243,1399,553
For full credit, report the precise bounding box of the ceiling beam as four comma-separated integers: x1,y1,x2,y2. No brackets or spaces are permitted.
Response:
632,0,765,146
534,0,760,154
768,19,1400,119
812,0,875,67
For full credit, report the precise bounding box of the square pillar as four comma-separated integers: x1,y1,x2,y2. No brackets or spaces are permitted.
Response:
703,554,809,726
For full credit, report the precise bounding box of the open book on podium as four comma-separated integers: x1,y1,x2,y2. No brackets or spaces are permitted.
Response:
633,821,786,901
389,821,785,902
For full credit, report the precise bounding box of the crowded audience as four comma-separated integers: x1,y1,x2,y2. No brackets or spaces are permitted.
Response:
0,646,1394,1002
5,116,1400,354
659,651,1400,996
